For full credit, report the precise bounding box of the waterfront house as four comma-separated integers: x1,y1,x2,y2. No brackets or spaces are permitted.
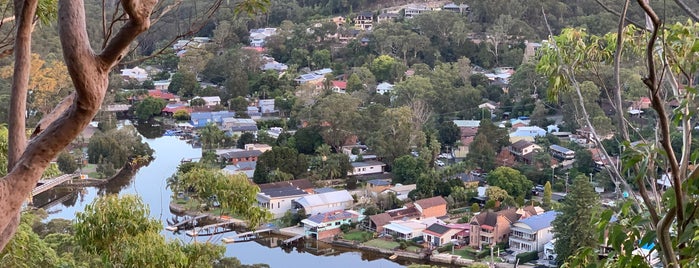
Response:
256,182,309,218
190,111,236,128
222,162,256,179
414,196,448,218
422,223,467,247
258,179,315,195
301,210,360,240
469,208,521,248
509,211,559,253
219,150,262,165
364,205,421,233
292,190,354,216
382,217,443,240
349,160,386,176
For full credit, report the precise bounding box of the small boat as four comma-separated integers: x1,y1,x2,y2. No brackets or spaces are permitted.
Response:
389,254,398,260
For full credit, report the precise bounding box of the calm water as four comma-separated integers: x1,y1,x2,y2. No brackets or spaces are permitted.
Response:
38,133,407,268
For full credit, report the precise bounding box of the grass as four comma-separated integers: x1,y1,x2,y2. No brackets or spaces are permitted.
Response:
453,247,477,259
343,230,373,242
363,239,400,250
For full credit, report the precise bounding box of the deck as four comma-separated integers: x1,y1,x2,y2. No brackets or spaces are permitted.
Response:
221,228,273,244
32,173,80,197
165,215,208,231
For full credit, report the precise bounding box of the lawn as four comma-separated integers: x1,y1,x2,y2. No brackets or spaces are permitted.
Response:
363,239,400,250
343,230,373,242
453,247,477,259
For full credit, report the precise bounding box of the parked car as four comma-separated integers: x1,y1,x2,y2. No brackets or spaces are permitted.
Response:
435,160,445,167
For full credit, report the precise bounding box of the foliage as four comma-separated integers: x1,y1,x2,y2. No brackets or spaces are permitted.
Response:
237,132,256,149
486,167,533,200
0,213,60,267
253,147,308,184
198,123,229,150
174,110,191,121
471,203,480,213
310,94,361,151
134,96,166,121
437,121,460,148
515,251,539,264
542,181,552,209
86,126,154,168
392,155,427,185
552,175,599,264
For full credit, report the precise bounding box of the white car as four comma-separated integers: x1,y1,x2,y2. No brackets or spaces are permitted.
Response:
435,160,445,167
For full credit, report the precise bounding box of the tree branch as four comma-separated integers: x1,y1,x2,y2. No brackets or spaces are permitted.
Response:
673,0,699,22
613,0,630,142
30,93,76,139
594,0,646,29
98,0,156,67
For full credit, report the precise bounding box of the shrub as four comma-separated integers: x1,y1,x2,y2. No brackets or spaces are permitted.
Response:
515,251,539,264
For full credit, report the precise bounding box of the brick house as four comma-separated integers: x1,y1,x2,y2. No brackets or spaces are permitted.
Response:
469,208,521,248
220,150,262,165
414,196,448,218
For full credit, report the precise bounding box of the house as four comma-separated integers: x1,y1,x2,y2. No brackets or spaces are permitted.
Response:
292,190,354,216
223,118,256,129
367,179,392,193
194,96,221,107
258,179,315,195
121,66,148,81
189,111,236,128
509,126,547,143
148,90,179,102
414,196,448,218
258,99,276,114
376,82,394,95
455,173,483,188
509,211,559,253
219,150,262,165
403,4,431,19
294,68,333,85
301,210,360,240
244,143,272,153
381,184,416,201
249,28,277,47
331,80,347,94
364,206,421,233
262,61,288,73
509,140,541,157
153,80,171,91
161,102,191,115
222,162,257,179
423,223,467,247
442,2,471,14
549,144,575,161
256,183,309,218
469,208,522,248
330,16,345,27
382,217,443,240
354,11,373,30
349,160,386,176
377,12,399,23
478,101,498,114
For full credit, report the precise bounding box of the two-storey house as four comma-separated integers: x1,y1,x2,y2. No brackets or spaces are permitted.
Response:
301,210,360,240
509,211,559,253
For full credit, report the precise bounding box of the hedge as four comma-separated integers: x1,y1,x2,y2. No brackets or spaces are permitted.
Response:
515,251,539,263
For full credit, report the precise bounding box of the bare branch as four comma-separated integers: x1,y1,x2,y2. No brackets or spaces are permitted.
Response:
613,0,630,141
673,0,699,22
30,93,76,139
98,0,156,66
594,0,646,29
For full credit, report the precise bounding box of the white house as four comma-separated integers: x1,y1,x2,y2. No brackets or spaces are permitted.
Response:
197,96,221,107
349,160,386,176
376,82,394,95
509,211,559,253
121,66,148,81
382,217,443,240
256,184,309,218
292,190,354,216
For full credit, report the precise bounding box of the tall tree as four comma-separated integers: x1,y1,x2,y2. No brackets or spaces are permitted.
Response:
542,181,552,209
486,166,533,200
311,94,361,152
253,147,308,184
552,175,599,264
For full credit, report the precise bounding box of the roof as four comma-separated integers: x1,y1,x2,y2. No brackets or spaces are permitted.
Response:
288,179,314,190
473,208,521,227
550,144,573,154
148,90,177,100
331,80,347,89
423,223,452,236
313,187,339,194
259,185,308,198
511,140,535,150
230,125,259,132
514,211,559,232
368,179,391,186
306,210,356,224
369,213,393,227
414,196,447,209
221,150,262,159
351,160,386,168
453,120,481,128
294,190,353,208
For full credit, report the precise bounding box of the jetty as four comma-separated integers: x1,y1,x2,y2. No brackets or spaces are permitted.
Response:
221,228,273,244
32,173,81,196
165,215,207,231
185,219,242,237
281,234,305,246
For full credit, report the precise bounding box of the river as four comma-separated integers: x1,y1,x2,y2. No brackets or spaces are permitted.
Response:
37,134,410,268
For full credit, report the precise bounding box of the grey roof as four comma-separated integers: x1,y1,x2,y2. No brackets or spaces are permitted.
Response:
515,211,559,232
368,179,391,186
511,140,535,150
351,160,386,168
294,190,353,208
425,223,451,235
550,144,573,154
259,186,307,198
306,210,355,224
230,125,259,132
221,150,262,159
314,187,339,194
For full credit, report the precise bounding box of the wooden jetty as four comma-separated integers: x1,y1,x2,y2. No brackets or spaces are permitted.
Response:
281,234,305,245
32,173,80,196
165,215,207,231
185,219,241,237
221,228,273,244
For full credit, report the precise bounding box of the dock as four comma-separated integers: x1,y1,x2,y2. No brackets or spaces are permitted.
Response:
32,173,80,196
165,215,207,231
282,234,305,245
185,219,242,237
221,228,273,244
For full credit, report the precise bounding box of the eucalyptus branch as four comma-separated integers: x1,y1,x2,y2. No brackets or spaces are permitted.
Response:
594,0,646,29
613,0,630,141
673,0,699,22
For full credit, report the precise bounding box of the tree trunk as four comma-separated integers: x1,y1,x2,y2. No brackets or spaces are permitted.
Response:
0,0,156,252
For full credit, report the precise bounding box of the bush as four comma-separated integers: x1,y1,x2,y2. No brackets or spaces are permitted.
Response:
516,251,539,264
57,151,78,174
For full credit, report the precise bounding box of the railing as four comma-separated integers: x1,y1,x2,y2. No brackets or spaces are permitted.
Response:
32,173,81,196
